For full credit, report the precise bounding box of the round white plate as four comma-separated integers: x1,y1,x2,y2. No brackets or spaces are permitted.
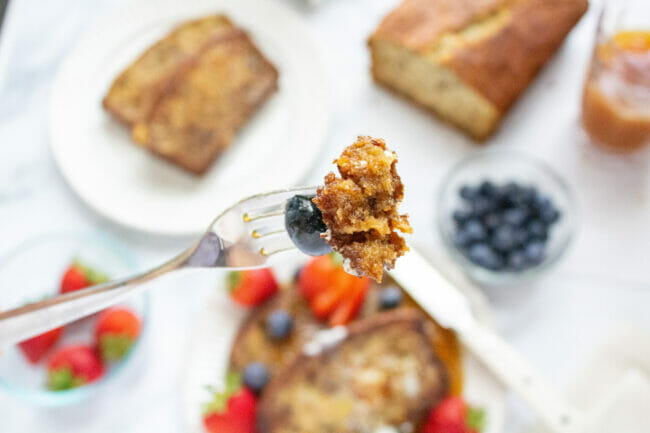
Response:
182,263,506,433
49,0,330,236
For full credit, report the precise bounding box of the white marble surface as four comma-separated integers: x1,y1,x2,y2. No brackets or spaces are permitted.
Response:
0,0,649,432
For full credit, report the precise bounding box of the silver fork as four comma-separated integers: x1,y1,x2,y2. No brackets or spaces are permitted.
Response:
0,186,320,347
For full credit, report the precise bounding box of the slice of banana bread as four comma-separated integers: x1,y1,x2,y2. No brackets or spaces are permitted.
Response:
131,31,278,174
257,309,449,433
369,0,588,140
103,15,237,127
103,15,278,175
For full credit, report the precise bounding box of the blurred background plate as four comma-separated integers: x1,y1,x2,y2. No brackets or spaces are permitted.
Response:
181,261,506,433
0,231,147,406
49,0,330,236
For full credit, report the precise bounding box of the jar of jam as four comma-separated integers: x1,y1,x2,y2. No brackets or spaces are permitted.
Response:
581,1,650,153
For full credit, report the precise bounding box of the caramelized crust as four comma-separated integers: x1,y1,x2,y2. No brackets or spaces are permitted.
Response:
132,32,278,174
314,137,412,281
103,15,278,175
103,15,237,127
257,309,449,433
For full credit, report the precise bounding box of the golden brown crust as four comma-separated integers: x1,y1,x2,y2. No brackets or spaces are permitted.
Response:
103,15,278,175
103,15,237,127
314,137,412,282
257,309,449,433
444,0,588,111
368,0,588,138
133,31,278,175
371,0,506,51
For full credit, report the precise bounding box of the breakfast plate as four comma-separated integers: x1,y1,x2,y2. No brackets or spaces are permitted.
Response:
182,260,506,433
49,0,330,235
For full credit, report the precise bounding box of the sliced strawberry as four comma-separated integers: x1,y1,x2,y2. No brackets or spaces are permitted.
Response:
328,277,369,327
203,373,257,433
298,253,341,300
47,345,105,390
227,269,278,307
18,327,64,364
299,254,370,326
95,308,141,362
60,260,109,294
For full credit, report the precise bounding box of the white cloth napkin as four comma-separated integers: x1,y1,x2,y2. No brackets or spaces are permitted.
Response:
531,324,650,433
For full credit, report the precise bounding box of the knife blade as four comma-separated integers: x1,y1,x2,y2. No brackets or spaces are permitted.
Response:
389,248,476,333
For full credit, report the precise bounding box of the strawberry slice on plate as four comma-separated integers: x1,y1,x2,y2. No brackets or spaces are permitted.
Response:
47,344,105,390
227,269,278,307
18,327,64,364
299,253,370,327
95,307,141,362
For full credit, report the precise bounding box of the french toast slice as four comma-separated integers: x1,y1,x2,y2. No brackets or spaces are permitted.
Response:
257,309,449,433
103,15,237,127
131,30,278,174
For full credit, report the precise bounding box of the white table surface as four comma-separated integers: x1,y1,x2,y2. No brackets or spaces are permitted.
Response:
0,0,648,432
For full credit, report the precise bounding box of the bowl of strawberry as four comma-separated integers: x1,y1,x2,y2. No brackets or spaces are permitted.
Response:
0,232,147,405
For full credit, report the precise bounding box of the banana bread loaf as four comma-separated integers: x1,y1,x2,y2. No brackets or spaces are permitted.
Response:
369,0,588,140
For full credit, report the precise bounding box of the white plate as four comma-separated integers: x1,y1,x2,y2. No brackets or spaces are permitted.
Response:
49,0,330,236
182,263,506,433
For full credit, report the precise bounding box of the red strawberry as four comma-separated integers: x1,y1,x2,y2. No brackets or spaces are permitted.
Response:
298,254,341,299
47,345,105,390
422,396,486,433
95,308,141,362
299,254,370,327
227,269,278,306
203,373,257,433
60,260,109,294
18,327,64,364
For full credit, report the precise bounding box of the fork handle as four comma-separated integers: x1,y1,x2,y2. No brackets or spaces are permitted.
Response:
0,250,190,348
460,322,585,433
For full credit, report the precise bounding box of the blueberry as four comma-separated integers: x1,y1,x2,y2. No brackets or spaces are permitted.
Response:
507,250,528,271
540,206,560,225
471,197,493,216
464,219,487,242
459,185,479,201
453,230,472,249
491,225,517,252
243,362,269,394
527,219,548,241
483,213,502,230
468,244,504,270
524,241,546,265
265,310,294,340
503,208,528,226
513,228,529,246
479,180,497,197
285,195,332,256
379,287,403,310
452,209,473,225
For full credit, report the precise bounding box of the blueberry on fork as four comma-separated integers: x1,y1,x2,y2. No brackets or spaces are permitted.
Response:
285,195,332,256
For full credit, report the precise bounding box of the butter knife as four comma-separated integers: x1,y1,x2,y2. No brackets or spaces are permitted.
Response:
390,250,585,433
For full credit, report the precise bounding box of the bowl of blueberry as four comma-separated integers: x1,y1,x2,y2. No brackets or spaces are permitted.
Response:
437,149,576,286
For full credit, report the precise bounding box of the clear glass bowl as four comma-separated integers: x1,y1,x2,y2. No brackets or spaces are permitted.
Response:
0,231,148,406
436,149,577,287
